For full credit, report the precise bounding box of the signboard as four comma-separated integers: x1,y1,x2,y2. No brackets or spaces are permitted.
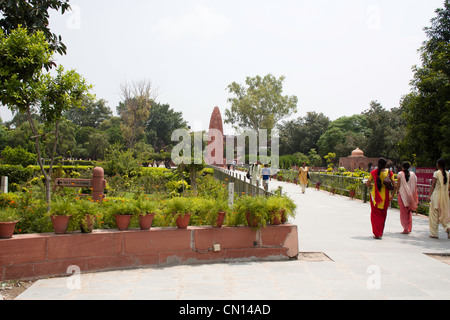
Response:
415,168,434,185
415,168,434,200
55,179,92,188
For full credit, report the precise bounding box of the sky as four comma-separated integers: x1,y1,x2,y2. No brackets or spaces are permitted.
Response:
1,0,445,135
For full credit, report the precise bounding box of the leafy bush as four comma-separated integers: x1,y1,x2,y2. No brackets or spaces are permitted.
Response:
0,207,21,222
0,165,34,186
103,145,140,177
1,146,37,167
228,195,269,229
50,198,76,216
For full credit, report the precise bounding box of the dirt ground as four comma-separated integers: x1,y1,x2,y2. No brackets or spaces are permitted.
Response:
426,254,450,266
298,252,334,262
0,281,35,300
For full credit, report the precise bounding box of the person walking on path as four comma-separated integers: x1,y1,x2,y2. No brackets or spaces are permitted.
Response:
261,164,271,191
428,159,450,239
366,158,396,240
396,161,419,235
298,163,309,194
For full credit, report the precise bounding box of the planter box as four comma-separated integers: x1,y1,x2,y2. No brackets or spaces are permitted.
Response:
0,225,299,281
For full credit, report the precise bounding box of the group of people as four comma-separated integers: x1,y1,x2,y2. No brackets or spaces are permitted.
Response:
366,158,450,240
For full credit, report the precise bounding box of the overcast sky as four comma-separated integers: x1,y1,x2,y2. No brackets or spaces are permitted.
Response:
1,0,444,135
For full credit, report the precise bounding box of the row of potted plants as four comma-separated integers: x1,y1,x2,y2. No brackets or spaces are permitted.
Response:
0,194,298,238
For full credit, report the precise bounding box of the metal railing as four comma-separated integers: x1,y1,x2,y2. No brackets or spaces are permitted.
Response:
308,172,431,209
208,165,275,197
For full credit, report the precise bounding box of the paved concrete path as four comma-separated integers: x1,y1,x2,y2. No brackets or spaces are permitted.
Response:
17,179,450,300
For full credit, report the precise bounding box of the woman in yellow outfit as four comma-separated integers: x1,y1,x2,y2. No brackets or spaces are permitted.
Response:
428,159,450,239
298,163,309,194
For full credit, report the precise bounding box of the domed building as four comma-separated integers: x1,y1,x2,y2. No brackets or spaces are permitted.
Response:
339,148,383,172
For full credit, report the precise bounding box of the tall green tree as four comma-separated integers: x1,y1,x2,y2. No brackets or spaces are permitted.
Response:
401,0,450,165
0,27,90,209
65,97,112,129
362,101,406,161
225,74,298,133
278,111,330,155
145,102,187,151
117,80,156,148
0,0,71,55
317,115,369,158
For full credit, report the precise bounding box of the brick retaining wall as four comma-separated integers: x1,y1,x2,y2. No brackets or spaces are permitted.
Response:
0,225,298,281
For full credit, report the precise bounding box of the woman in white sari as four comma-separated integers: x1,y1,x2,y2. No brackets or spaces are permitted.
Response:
428,159,450,239
397,162,418,234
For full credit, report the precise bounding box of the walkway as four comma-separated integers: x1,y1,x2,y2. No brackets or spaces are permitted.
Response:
16,179,450,300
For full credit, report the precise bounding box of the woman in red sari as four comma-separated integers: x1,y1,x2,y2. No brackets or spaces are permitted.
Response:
366,158,396,239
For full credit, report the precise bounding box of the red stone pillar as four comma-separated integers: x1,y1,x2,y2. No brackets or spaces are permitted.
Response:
92,167,106,202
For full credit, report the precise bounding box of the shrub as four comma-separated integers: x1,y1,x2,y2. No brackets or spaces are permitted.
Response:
1,146,37,167
228,195,269,229
0,207,21,222
0,165,33,186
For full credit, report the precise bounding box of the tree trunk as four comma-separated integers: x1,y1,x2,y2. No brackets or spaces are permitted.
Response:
26,107,60,212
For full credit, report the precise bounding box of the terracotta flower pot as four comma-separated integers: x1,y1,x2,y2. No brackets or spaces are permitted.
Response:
215,211,226,228
349,190,356,199
281,210,287,224
115,215,133,231
51,215,72,234
139,213,155,230
80,215,95,233
270,210,283,225
0,221,18,239
175,213,191,229
245,212,259,228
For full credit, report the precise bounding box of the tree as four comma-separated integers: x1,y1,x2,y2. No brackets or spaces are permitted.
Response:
308,149,323,167
278,112,330,155
117,80,156,148
145,102,187,151
35,66,91,207
317,115,369,158
0,28,90,209
65,97,112,129
362,101,406,161
225,74,298,133
401,0,450,165
0,0,71,55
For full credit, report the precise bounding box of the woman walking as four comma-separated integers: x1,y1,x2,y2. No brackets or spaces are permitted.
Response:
298,163,309,194
428,159,450,239
366,158,396,239
396,162,418,235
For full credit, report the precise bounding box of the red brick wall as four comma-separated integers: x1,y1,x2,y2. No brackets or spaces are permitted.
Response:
0,225,298,281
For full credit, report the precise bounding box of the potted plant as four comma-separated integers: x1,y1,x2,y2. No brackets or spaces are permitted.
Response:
329,181,339,195
266,196,297,225
135,196,158,230
315,181,322,191
208,199,230,228
0,207,20,239
74,199,101,233
233,195,269,230
165,197,193,229
49,198,75,234
347,182,360,199
110,200,139,231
